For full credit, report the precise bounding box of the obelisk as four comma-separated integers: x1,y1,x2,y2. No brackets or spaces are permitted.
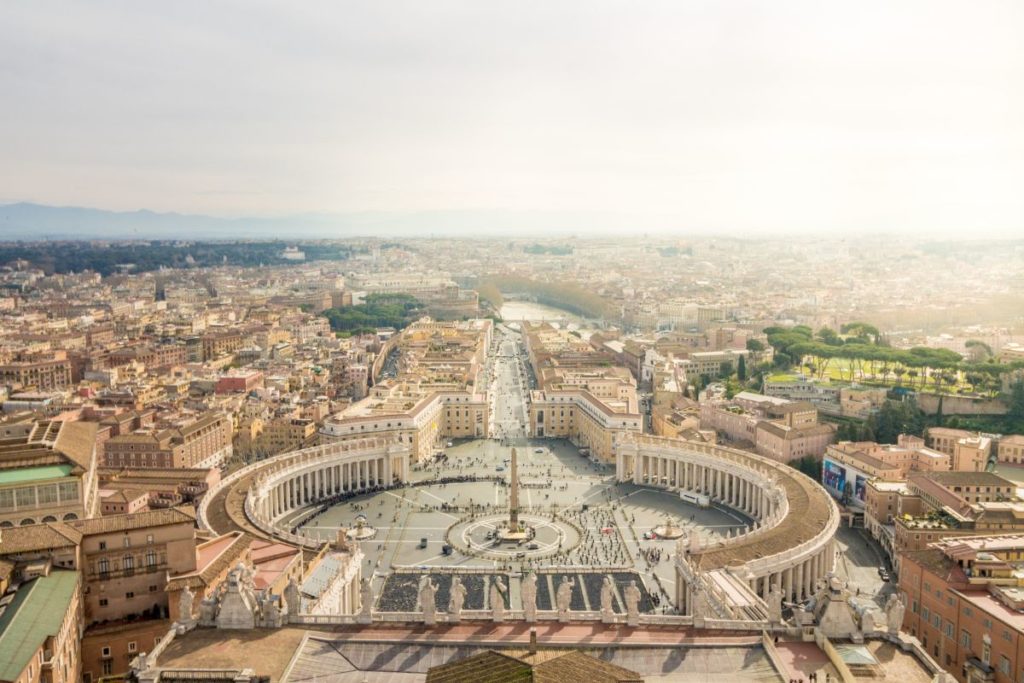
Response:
509,447,519,529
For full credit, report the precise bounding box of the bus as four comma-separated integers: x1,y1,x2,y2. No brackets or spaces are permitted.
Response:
680,491,711,508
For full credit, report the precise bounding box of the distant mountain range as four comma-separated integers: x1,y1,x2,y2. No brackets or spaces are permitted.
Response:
0,202,637,241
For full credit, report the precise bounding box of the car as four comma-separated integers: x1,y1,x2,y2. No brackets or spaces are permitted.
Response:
496,465,505,471
534,448,544,453
526,543,539,550
418,538,428,549
880,571,890,582
877,566,887,576
446,441,454,447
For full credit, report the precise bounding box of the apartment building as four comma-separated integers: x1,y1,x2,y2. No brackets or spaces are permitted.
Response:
102,411,233,469
0,352,73,391
901,534,1024,682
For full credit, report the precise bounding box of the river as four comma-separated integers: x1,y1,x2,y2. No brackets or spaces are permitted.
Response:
499,300,579,322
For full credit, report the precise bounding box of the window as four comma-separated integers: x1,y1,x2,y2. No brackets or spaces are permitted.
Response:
1001,656,1010,675
149,585,158,592
98,541,107,551
101,647,111,657
102,661,113,676
123,535,131,548
922,607,930,622
961,630,972,649
98,559,109,580
123,555,134,577
126,591,134,599
128,642,137,653
933,614,941,628
147,534,154,544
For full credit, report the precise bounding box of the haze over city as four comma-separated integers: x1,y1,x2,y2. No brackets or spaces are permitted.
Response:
3,4,1024,683
2,0,1023,238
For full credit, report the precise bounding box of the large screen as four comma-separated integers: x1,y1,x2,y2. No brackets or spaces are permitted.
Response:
822,459,846,495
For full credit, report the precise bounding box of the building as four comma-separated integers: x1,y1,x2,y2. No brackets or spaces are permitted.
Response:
262,417,317,454
529,389,643,463
0,352,73,392
425,649,642,683
822,435,951,508
101,411,233,469
70,506,199,625
0,567,82,683
900,534,1024,682
699,393,835,463
927,428,994,472
0,419,100,527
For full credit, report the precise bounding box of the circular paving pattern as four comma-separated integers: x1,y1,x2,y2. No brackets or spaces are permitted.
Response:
446,512,581,561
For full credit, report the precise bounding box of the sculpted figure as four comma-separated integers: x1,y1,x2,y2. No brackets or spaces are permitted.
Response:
767,583,784,623
178,585,195,623
521,572,538,622
624,580,641,626
491,575,507,622
360,577,374,618
885,592,906,634
600,576,615,622
556,576,575,622
420,576,438,624
199,596,218,626
449,576,467,620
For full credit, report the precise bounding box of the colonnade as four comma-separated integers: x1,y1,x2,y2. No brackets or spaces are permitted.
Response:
259,454,393,520
616,435,839,614
624,451,773,521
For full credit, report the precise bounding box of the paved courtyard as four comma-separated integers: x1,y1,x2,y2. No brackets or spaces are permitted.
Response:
293,437,750,610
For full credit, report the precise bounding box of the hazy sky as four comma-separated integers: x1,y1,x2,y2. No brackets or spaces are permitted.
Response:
1,1,1023,236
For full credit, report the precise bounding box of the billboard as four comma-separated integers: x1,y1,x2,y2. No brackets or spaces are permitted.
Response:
855,474,868,502
822,459,846,496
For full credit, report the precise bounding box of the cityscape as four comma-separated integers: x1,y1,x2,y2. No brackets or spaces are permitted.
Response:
1,3,1023,683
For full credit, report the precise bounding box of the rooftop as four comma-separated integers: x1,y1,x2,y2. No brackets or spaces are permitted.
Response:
0,569,79,681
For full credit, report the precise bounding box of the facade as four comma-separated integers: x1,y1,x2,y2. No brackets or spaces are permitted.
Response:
0,420,99,527
822,435,951,508
529,389,642,463
71,507,199,626
699,393,835,462
101,412,233,469
901,534,1024,682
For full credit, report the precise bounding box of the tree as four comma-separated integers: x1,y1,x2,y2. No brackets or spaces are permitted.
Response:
965,339,994,363
868,397,926,443
816,327,842,346
746,339,766,353
1010,379,1024,421
737,354,747,381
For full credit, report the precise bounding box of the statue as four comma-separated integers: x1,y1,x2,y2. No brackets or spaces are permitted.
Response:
419,576,438,625
885,592,906,634
490,575,507,622
199,596,218,626
556,576,575,622
284,576,301,617
767,583,784,623
358,578,374,623
449,576,467,622
521,572,538,622
178,585,195,623
600,576,615,622
624,580,641,627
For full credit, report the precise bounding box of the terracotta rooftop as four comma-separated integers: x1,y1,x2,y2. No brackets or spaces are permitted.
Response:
0,521,82,555
69,505,196,536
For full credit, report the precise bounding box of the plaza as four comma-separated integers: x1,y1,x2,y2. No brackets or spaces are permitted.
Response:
290,437,750,613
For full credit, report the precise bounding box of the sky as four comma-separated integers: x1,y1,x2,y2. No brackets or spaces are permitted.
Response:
1,1,1023,237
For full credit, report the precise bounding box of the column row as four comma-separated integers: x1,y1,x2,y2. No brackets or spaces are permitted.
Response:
263,455,394,519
